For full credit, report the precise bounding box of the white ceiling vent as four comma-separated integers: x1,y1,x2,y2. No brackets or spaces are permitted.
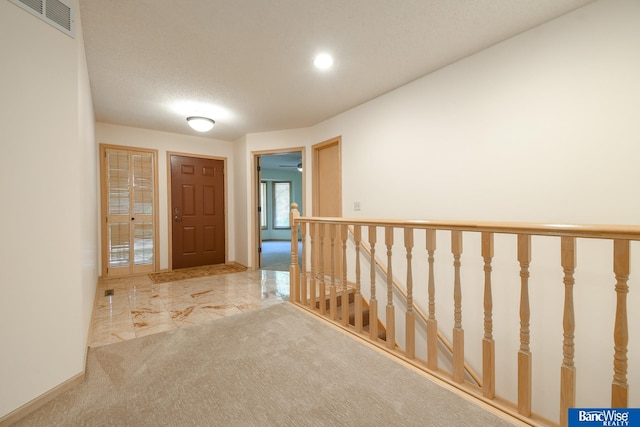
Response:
8,0,75,38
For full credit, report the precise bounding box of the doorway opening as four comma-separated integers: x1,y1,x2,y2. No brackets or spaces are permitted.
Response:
253,149,305,270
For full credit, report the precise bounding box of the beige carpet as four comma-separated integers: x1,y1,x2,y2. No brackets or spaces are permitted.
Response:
148,262,247,284
13,303,516,426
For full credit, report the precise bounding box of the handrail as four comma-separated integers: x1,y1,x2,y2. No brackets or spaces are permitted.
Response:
346,224,483,387
297,216,640,240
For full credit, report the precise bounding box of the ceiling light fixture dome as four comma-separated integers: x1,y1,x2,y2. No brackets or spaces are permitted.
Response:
187,116,215,132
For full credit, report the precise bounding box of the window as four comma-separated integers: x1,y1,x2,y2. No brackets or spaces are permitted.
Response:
260,181,267,229
273,181,291,229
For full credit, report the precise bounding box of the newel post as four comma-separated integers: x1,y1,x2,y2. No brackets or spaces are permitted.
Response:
289,203,300,303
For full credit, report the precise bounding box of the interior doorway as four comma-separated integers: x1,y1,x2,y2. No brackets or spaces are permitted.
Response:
253,149,304,270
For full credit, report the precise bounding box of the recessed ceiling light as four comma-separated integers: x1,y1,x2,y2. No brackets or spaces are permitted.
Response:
314,53,333,70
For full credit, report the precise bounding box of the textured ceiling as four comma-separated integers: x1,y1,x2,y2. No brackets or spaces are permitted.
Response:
79,0,596,141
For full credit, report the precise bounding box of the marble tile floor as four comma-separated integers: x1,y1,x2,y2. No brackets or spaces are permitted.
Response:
90,269,290,348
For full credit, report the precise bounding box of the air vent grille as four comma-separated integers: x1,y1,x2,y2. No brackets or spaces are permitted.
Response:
8,0,75,38
18,0,42,13
45,0,71,32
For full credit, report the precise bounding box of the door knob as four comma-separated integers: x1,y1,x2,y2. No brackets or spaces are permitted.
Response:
174,216,182,222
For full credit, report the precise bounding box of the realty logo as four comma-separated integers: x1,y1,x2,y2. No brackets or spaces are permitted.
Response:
568,408,639,426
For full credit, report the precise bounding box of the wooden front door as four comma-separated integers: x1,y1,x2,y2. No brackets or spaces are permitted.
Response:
171,155,225,269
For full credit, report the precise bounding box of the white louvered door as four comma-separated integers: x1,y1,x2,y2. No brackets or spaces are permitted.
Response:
102,146,157,277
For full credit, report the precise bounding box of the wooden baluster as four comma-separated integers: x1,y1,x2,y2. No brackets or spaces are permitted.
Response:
560,237,576,427
300,221,307,306
518,234,532,417
452,230,464,383
329,224,337,320
341,224,349,327
369,226,378,340
318,223,326,315
612,239,630,408
354,225,363,332
405,228,416,358
385,227,395,349
482,232,495,399
289,203,300,303
426,229,438,370
309,222,316,310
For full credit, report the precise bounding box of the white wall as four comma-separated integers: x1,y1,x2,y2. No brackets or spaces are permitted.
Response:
233,135,249,266
244,0,640,420
96,123,236,271
313,0,640,224
77,3,99,359
0,0,98,418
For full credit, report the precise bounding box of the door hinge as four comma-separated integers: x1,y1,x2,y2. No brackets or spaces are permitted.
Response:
257,165,261,172
258,206,262,212
258,247,262,253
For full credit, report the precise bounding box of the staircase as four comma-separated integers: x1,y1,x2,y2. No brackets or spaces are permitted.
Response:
316,287,387,341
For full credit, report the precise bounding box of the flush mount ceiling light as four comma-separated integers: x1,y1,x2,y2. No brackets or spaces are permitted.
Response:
314,53,333,70
186,116,215,132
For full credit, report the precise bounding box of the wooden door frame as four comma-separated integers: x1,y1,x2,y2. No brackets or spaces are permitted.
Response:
167,151,229,271
99,143,160,278
251,147,306,270
312,136,342,217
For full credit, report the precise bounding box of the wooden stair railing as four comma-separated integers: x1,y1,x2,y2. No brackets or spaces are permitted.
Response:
345,224,482,387
289,204,640,427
